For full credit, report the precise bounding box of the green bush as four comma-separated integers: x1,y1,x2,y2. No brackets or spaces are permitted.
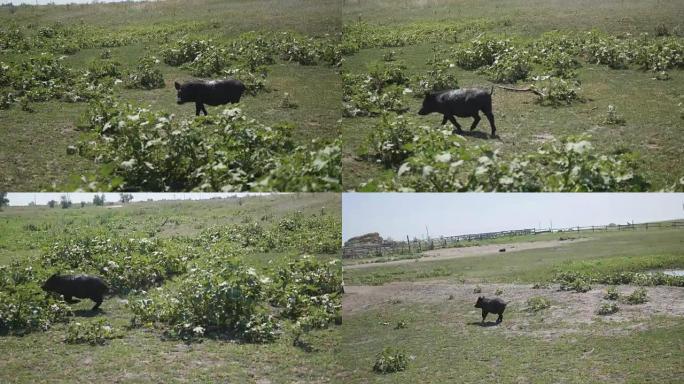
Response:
454,36,512,70
42,235,187,294
76,100,340,191
625,287,648,304
0,284,72,334
556,272,592,292
64,318,122,345
485,50,531,83
360,116,650,192
597,302,619,315
124,56,165,90
532,76,582,106
526,296,551,311
362,115,415,167
604,286,620,300
604,105,626,125
373,347,408,373
269,256,342,330
413,60,459,95
129,257,279,342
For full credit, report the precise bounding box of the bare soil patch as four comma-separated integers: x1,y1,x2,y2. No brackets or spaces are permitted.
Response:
343,281,684,339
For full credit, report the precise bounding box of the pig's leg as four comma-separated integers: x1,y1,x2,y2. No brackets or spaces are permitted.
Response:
484,111,496,138
481,309,488,323
448,115,463,133
195,102,202,116
64,296,80,304
470,113,481,131
441,115,448,125
91,296,103,311
496,313,503,323
201,105,208,115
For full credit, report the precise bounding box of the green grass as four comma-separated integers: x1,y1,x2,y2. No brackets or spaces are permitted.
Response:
0,193,339,265
339,302,684,383
1,299,341,384
341,0,684,190
0,0,342,191
344,227,684,285
341,219,684,383
0,193,341,383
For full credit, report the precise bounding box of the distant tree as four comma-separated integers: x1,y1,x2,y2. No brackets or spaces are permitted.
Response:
93,194,106,206
0,192,8,211
120,193,134,204
48,200,57,208
59,195,72,209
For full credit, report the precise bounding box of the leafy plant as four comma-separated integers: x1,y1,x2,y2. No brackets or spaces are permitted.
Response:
64,318,122,345
0,282,72,335
604,286,620,300
124,56,164,90
526,296,551,311
597,302,619,315
75,100,340,191
604,105,626,125
373,347,408,373
625,287,648,304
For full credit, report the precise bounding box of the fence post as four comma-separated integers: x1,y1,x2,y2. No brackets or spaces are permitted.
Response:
407,235,411,253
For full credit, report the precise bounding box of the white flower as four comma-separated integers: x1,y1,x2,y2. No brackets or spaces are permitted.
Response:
422,165,434,177
193,326,205,336
434,152,451,163
127,114,140,122
120,158,137,169
397,163,411,176
565,140,592,154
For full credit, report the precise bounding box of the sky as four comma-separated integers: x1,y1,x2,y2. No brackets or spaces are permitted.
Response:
5,192,271,206
342,193,684,241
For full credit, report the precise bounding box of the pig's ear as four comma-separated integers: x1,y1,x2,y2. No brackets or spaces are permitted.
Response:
174,81,181,90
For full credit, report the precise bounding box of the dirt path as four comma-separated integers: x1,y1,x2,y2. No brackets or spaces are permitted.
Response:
343,281,684,338
344,238,590,270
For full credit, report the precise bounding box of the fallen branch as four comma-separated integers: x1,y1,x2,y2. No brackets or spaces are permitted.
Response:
494,84,545,97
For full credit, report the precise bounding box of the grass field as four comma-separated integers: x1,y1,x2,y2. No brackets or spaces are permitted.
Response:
0,0,342,191
340,0,684,190
0,193,343,383
340,226,684,383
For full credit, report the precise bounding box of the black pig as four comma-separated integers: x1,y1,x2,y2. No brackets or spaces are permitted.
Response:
42,274,108,311
174,79,246,116
474,296,507,324
417,87,496,137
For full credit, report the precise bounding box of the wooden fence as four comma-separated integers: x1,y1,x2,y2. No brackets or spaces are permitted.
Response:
342,220,684,259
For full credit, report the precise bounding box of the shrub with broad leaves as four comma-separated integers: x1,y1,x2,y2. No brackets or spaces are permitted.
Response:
75,99,340,191
124,56,165,90
64,318,122,345
358,116,650,192
373,347,408,373
597,302,619,315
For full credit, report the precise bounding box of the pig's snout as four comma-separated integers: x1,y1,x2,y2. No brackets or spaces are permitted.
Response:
417,107,428,115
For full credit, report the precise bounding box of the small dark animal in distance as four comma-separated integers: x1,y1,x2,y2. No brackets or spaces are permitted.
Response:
175,79,246,116
42,274,109,311
418,87,497,138
499,248,506,252
474,296,507,324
